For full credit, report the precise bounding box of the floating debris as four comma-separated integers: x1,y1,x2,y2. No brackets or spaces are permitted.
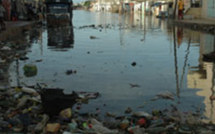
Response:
19,56,29,61
23,64,38,77
151,91,175,101
90,36,99,39
66,69,77,75
129,83,140,88
131,62,137,67
35,59,43,62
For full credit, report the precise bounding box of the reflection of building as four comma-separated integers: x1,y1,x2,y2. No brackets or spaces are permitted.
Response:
2,27,43,87
200,33,215,56
187,33,215,123
187,62,215,123
47,26,74,51
92,0,120,12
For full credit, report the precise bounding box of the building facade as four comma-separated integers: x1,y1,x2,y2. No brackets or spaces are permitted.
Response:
202,0,215,20
184,0,215,20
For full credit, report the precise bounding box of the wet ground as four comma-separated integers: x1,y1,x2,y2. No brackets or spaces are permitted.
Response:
5,10,215,123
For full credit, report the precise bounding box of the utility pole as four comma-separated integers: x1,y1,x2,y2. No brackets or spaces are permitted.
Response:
173,0,178,19
119,0,123,13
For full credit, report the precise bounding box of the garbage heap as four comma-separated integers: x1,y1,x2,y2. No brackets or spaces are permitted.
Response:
0,86,215,134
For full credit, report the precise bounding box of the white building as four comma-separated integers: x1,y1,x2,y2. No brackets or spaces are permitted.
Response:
92,0,120,12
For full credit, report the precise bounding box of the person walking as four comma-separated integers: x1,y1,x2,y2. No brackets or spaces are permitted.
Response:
0,2,5,30
178,0,184,20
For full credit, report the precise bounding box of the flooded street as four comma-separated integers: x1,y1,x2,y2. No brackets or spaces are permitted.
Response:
7,10,215,122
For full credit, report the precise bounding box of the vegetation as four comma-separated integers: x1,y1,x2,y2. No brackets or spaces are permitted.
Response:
83,1,91,9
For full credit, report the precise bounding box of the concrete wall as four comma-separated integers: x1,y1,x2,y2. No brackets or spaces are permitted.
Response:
186,8,202,18
207,0,215,18
202,0,215,20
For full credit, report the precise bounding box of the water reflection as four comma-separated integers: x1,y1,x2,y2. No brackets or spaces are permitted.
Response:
177,27,184,47
173,27,180,97
119,13,165,32
173,26,192,99
6,11,215,122
0,28,42,87
118,13,166,46
7,28,43,87
188,33,215,123
47,25,74,51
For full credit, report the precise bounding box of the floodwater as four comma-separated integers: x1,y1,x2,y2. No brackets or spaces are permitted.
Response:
8,10,215,122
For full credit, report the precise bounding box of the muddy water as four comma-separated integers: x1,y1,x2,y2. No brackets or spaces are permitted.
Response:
8,11,215,122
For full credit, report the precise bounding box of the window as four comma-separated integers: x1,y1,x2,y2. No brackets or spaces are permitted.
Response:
191,0,202,7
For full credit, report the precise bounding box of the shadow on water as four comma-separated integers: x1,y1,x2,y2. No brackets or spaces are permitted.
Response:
40,88,78,116
47,25,74,51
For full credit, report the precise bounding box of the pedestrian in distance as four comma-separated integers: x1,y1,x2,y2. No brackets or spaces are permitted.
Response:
0,2,5,30
178,0,184,20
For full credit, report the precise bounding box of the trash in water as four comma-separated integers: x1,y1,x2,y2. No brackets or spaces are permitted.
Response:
59,108,72,119
40,88,79,116
90,36,98,39
129,83,140,88
23,64,38,77
39,88,99,116
152,91,175,101
66,69,77,75
131,62,137,67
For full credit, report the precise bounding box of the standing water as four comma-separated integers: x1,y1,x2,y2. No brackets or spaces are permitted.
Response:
8,10,215,122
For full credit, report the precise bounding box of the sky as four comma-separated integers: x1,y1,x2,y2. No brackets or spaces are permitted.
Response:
73,0,86,3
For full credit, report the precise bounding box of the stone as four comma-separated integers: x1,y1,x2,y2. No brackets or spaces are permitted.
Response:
35,114,49,132
90,118,118,133
146,127,166,134
59,108,72,119
133,111,152,118
125,107,132,114
68,120,77,131
46,123,61,133
21,87,39,96
1,46,11,51
119,119,129,130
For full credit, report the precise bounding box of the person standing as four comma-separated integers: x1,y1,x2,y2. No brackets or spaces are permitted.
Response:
2,0,11,21
0,2,5,30
178,0,184,20
11,1,17,21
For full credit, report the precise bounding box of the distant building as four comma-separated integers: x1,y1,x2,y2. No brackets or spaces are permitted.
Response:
92,0,120,12
184,0,215,20
91,0,215,20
